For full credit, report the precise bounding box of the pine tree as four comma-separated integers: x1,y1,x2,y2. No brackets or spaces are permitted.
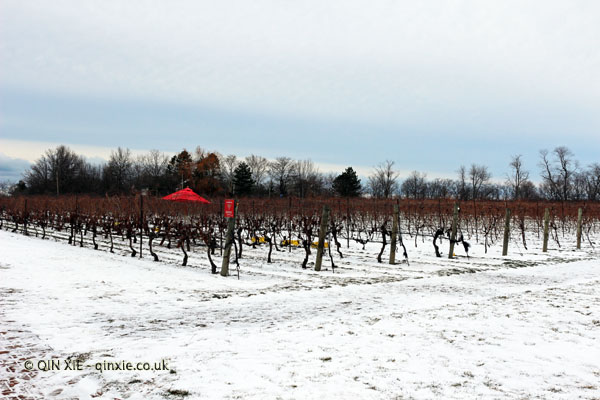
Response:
333,167,362,197
232,162,255,196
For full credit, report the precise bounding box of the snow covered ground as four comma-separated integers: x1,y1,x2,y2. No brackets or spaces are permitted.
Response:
1,229,599,399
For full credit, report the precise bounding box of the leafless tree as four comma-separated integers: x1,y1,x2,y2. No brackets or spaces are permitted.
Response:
105,147,133,193
539,149,557,199
131,155,146,187
572,171,588,201
0,180,14,195
428,178,454,199
401,171,427,199
142,150,168,179
539,146,578,201
584,163,600,201
469,164,491,200
506,154,530,200
133,149,169,191
220,154,239,194
291,159,320,198
367,160,399,198
245,154,269,188
25,155,52,193
520,180,539,200
321,172,337,197
556,146,578,201
25,145,87,195
268,157,294,196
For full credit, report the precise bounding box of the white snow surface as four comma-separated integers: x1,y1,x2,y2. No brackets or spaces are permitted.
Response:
1,229,600,399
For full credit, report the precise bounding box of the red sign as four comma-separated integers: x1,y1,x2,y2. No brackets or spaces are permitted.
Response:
224,199,235,218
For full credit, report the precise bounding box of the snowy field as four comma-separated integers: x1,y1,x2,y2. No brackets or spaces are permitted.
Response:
1,228,600,399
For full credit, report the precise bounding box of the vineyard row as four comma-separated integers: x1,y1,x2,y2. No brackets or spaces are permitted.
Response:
1,196,598,273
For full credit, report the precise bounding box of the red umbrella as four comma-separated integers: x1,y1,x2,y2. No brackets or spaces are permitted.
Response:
162,188,211,203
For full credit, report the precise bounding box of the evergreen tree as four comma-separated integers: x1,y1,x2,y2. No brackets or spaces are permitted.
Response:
333,167,362,197
232,162,255,196
166,150,193,190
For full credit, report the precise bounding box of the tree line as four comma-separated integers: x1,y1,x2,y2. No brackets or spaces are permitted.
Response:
4,144,599,201
398,148,599,201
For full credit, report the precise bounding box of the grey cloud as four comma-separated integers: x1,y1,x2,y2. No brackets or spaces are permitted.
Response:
1,1,599,128
0,152,30,182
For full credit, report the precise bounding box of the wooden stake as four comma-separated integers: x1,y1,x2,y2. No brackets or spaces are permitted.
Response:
542,208,550,252
576,207,583,249
346,198,350,249
139,194,143,258
502,208,511,256
219,198,223,256
448,203,459,259
220,202,238,276
23,199,28,236
315,205,330,271
389,204,399,264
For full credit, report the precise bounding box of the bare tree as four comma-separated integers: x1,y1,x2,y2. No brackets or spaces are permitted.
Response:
135,149,168,191
142,150,168,179
401,171,427,199
25,154,52,193
572,171,588,201
321,172,337,197
555,146,578,201
26,145,87,195
291,159,320,198
521,180,539,200
539,146,578,201
268,157,294,196
506,155,530,200
367,160,399,198
220,154,238,194
469,164,491,200
539,149,557,199
245,154,269,188
428,178,454,199
105,147,133,193
0,180,15,195
584,163,600,201
131,155,146,188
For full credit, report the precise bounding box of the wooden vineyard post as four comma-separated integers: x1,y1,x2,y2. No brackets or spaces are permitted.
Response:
70,196,76,245
23,199,28,236
542,208,550,252
219,199,223,256
220,201,238,277
346,198,350,249
315,205,330,272
389,204,399,264
139,193,143,258
502,208,511,256
536,201,539,238
576,207,583,249
448,203,459,259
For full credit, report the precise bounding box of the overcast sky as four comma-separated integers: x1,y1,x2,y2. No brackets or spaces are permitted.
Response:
1,0,599,182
